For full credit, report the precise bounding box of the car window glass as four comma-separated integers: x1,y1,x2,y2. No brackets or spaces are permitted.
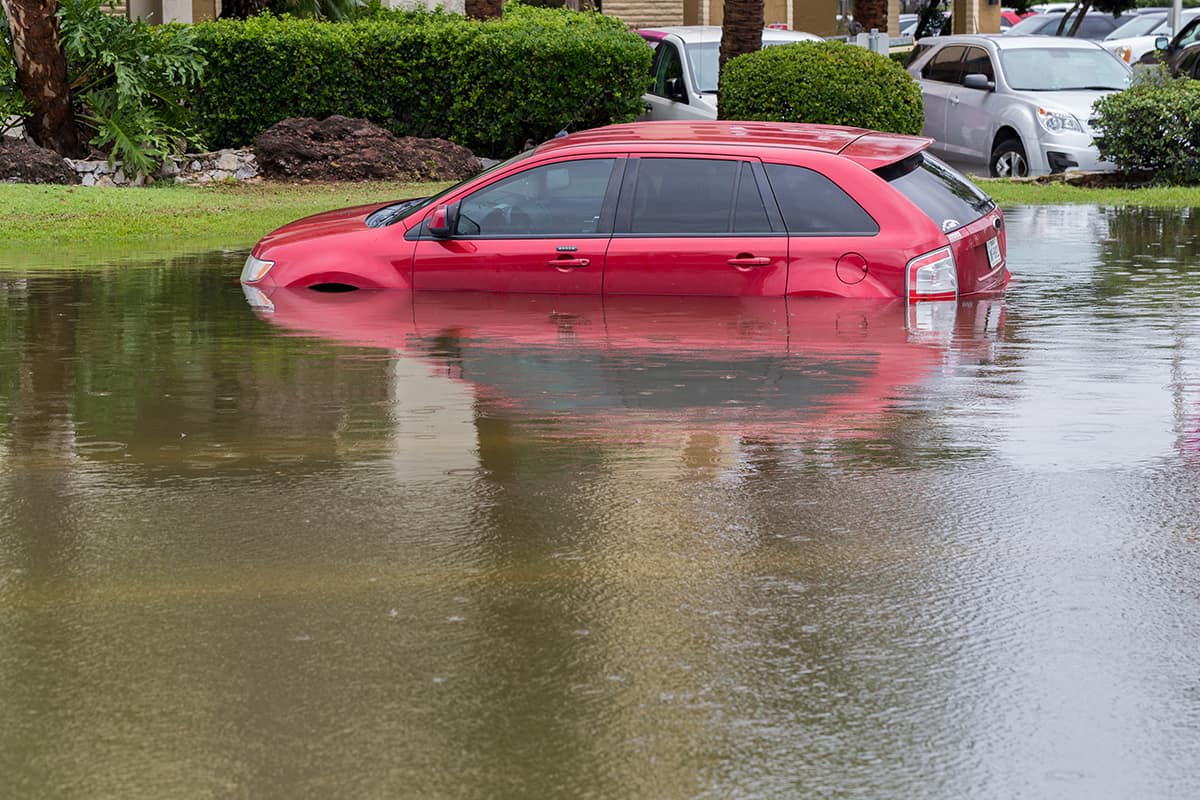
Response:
733,162,771,233
630,158,770,234
763,163,879,236
653,43,686,98
922,45,966,83
1076,15,1115,38
880,152,992,233
999,47,1129,90
1179,18,1200,47
456,158,616,237
686,42,721,94
961,47,994,82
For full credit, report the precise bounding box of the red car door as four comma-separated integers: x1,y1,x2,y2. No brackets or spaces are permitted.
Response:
603,155,789,296
412,157,623,293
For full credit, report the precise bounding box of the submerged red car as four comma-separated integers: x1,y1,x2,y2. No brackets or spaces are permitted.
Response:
242,121,1010,302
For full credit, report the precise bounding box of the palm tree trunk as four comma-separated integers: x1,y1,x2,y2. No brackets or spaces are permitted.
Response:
854,0,888,33
465,0,503,20
720,0,763,74
1,0,85,157
1066,1,1092,36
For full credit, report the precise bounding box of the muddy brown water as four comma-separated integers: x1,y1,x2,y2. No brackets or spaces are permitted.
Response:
2,205,1199,799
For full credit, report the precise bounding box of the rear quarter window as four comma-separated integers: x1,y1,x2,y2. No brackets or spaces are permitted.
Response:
763,163,879,236
878,152,994,233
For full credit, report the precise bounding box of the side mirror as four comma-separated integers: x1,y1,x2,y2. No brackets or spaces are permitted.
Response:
962,73,995,90
1155,35,1169,51
665,76,688,102
428,203,458,238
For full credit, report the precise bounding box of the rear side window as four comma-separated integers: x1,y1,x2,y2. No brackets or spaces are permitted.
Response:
628,158,774,234
878,152,994,233
763,163,879,236
922,45,966,83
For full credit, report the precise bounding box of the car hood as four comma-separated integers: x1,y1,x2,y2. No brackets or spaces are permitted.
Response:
1012,89,1118,124
256,202,391,251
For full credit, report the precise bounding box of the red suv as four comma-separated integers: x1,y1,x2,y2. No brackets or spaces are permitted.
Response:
242,121,1010,303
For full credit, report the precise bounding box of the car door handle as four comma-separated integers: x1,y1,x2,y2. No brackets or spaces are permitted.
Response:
549,257,590,269
950,95,961,104
727,256,772,268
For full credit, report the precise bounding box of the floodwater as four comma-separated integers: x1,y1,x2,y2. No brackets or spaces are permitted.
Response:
1,205,1199,799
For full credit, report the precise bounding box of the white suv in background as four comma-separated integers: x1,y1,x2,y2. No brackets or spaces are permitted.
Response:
907,35,1131,177
638,26,823,121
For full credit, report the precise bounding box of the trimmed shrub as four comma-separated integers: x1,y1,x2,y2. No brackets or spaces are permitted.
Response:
1092,78,1200,184
190,6,651,157
718,41,925,135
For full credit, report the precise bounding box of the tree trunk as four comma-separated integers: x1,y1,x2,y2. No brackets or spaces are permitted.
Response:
719,0,763,75
218,0,271,17
1,0,85,157
465,0,503,20
1055,2,1081,34
854,0,888,33
1066,2,1092,36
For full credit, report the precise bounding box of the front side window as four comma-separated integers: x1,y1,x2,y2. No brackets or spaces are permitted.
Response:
1178,18,1200,47
922,45,966,83
763,163,879,236
653,43,686,99
961,47,995,82
456,158,616,237
628,158,773,235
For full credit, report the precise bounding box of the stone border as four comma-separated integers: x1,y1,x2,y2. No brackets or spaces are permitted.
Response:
66,148,259,187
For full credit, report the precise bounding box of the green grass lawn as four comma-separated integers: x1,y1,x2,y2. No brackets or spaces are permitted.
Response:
0,180,451,268
1,177,1198,269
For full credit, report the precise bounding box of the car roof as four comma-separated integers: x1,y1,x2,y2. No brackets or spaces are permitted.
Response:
917,33,1108,50
638,25,821,44
537,121,931,171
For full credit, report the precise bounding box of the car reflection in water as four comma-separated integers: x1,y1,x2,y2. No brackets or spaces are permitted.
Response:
244,287,1005,441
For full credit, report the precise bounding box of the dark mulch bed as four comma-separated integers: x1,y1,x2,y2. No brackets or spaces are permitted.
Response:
253,116,481,183
0,137,80,185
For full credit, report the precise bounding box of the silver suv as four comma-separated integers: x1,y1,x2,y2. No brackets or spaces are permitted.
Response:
906,35,1131,177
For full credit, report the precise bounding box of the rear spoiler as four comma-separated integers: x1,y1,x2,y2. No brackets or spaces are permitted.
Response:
840,131,933,171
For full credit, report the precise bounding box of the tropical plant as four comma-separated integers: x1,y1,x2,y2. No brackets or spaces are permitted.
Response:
0,11,30,136
57,0,206,173
1092,78,1200,184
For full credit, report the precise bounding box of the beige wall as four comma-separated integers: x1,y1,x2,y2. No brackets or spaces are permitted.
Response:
608,0,996,35
952,0,1002,33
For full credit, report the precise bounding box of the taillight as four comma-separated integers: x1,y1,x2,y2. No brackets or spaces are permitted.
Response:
906,246,958,302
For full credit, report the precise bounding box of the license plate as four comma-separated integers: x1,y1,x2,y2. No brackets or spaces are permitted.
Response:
986,236,1001,268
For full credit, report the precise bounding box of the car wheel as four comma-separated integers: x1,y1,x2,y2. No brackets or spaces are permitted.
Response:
990,138,1029,179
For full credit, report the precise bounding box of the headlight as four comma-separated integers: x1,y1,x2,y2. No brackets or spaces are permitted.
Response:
1114,46,1131,62
241,254,275,284
1037,107,1084,135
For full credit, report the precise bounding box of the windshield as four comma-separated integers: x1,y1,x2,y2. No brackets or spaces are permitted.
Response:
1007,14,1061,34
368,149,535,227
1105,12,1165,39
1000,47,1130,90
685,39,802,93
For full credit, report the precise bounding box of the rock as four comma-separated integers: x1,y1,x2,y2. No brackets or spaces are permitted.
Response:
0,138,80,185
215,150,240,171
253,115,481,183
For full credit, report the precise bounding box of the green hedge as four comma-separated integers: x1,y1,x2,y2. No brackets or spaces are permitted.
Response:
1093,78,1200,184
718,41,924,135
190,6,651,157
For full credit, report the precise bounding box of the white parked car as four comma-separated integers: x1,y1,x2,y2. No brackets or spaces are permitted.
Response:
1104,9,1200,63
907,34,1131,177
638,26,823,121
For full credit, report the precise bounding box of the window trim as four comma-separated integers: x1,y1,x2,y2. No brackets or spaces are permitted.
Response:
407,156,627,241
